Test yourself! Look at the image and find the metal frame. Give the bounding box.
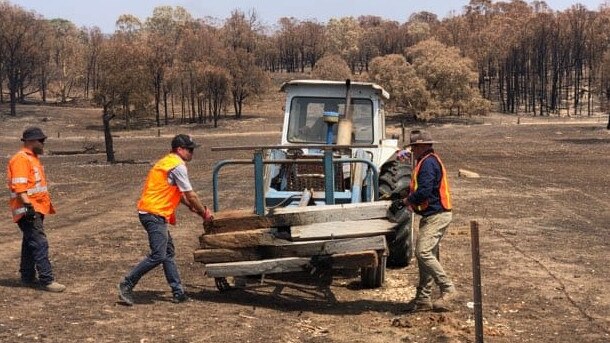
[211,145,379,215]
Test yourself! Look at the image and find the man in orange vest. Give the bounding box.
[118,134,212,306]
[7,127,66,292]
[394,130,456,312]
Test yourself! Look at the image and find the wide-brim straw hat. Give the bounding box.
[408,130,437,145]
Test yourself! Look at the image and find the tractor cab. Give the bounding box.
[262,80,400,207]
[279,80,398,167]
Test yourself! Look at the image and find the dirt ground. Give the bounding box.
[0,103,608,343]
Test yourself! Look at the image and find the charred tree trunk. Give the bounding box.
[171,92,175,119]
[154,72,162,127]
[163,89,169,125]
[102,105,115,164]
[180,80,186,124]
[40,67,47,103]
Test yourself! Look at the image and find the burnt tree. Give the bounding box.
[102,104,116,163]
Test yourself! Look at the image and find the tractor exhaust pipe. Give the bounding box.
[336,79,353,145]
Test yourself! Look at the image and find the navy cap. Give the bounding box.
[171,134,199,149]
[21,127,48,141]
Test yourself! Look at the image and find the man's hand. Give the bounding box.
[397,149,411,162]
[202,206,213,222]
[23,203,36,220]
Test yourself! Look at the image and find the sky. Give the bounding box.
[8,0,609,33]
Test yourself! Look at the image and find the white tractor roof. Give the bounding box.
[280,79,390,100]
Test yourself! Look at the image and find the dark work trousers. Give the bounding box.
[17,213,54,285]
[123,213,184,296]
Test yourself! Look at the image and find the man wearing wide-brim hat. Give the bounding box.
[7,127,66,292]
[396,129,457,312]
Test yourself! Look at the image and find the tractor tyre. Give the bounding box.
[379,156,414,268]
[361,254,387,289]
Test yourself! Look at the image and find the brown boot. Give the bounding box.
[405,298,433,312]
[42,281,66,293]
[433,290,458,312]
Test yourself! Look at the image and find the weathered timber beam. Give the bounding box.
[311,250,379,269]
[262,235,387,258]
[205,257,310,277]
[204,250,381,277]
[193,248,261,264]
[205,201,391,233]
[204,209,274,233]
[194,236,387,264]
[290,219,396,241]
[199,229,292,249]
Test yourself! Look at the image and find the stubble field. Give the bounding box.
[0,103,608,343]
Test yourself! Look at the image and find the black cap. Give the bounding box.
[21,127,48,141]
[171,134,199,149]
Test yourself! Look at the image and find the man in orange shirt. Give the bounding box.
[7,127,66,292]
[118,134,212,306]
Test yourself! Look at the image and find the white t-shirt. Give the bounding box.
[167,164,193,192]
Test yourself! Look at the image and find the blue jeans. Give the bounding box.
[123,213,184,296]
[17,213,54,285]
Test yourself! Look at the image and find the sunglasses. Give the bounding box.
[38,139,46,144]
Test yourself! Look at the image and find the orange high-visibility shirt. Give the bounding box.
[137,153,185,224]
[7,148,55,222]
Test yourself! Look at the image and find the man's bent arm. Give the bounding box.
[182,191,212,221]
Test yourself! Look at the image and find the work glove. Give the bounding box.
[202,206,213,222]
[389,199,406,215]
[24,203,36,220]
[387,199,411,224]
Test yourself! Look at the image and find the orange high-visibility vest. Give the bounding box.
[409,152,452,213]
[137,153,185,224]
[7,148,55,222]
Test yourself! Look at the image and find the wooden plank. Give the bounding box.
[204,251,381,277]
[290,219,395,241]
[199,229,292,249]
[193,248,261,263]
[205,201,391,234]
[204,209,273,233]
[195,236,386,264]
[263,236,387,258]
[205,257,311,277]
[311,250,378,269]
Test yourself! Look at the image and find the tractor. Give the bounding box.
[202,79,413,290]
[264,79,413,267]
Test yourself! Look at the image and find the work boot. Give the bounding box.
[118,280,134,306]
[404,298,433,312]
[433,290,459,312]
[171,293,189,304]
[42,281,66,293]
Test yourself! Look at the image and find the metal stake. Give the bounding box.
[470,220,484,343]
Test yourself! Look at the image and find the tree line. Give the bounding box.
[1,0,609,128]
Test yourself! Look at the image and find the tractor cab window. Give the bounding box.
[287,97,373,144]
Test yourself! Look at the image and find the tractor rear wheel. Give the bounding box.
[379,156,414,268]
